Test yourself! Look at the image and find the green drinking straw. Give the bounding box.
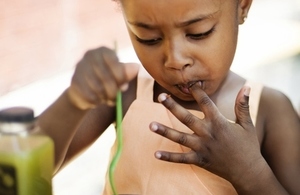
[109,43,123,195]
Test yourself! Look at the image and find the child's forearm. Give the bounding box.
[37,89,88,174]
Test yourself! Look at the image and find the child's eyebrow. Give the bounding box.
[175,14,215,28]
[127,20,157,30]
[175,10,219,28]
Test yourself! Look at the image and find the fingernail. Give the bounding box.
[158,93,168,103]
[150,123,158,131]
[155,152,162,159]
[244,86,251,97]
[120,83,129,91]
[189,81,202,91]
[106,100,115,106]
[197,81,203,87]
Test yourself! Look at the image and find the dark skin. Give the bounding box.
[150,83,297,195]
[37,0,300,194]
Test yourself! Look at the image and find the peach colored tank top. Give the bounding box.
[103,67,263,195]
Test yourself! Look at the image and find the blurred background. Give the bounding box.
[0,0,299,194]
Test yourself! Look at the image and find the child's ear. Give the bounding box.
[237,0,252,24]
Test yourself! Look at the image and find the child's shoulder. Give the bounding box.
[260,86,293,114]
[257,85,298,133]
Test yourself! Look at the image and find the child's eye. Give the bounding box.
[187,27,215,40]
[135,36,162,46]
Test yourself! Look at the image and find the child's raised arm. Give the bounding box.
[37,47,139,174]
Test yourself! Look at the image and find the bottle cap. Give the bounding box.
[0,107,34,123]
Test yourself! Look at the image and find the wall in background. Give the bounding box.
[0,0,131,96]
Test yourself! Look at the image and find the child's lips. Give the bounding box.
[176,81,203,94]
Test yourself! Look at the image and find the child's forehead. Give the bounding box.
[121,0,227,9]
[121,0,231,19]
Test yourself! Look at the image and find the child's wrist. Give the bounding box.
[233,158,287,195]
[66,87,95,110]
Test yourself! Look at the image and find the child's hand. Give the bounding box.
[67,47,139,110]
[149,82,267,187]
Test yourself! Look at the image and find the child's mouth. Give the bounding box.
[176,81,203,94]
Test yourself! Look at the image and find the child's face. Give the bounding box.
[121,0,241,101]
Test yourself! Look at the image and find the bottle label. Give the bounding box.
[0,164,17,195]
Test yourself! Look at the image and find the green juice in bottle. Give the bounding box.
[0,107,54,195]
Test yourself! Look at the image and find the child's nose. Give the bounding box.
[163,40,193,70]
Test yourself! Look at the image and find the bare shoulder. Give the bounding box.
[258,86,300,137]
[259,87,299,124]
[258,86,300,193]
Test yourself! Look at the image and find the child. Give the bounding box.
[37,0,300,194]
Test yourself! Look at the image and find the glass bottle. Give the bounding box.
[0,107,54,195]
